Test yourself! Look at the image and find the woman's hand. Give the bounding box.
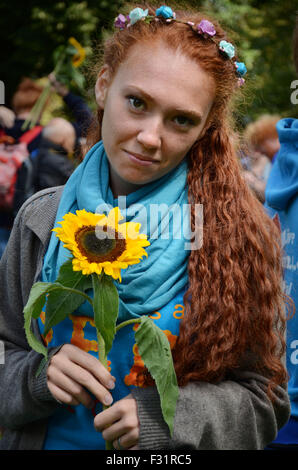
[94,394,140,450]
[48,72,69,97]
[47,344,116,408]
[0,106,15,128]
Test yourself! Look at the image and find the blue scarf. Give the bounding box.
[42,141,190,322]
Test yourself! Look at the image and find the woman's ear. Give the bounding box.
[95,65,111,109]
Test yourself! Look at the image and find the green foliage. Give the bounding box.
[43,259,92,336]
[199,0,297,121]
[0,0,124,105]
[24,268,94,358]
[24,282,56,358]
[1,0,295,122]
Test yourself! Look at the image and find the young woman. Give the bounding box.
[0,4,290,450]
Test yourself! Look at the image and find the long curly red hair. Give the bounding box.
[86,4,289,396]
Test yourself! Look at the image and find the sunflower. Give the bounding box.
[52,208,150,281]
[68,37,86,68]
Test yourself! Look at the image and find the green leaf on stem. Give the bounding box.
[55,258,92,291]
[92,273,119,357]
[43,260,92,336]
[135,316,179,436]
[23,282,55,358]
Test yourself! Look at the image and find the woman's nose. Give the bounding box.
[136,118,162,150]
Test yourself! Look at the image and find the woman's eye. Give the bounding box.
[174,115,193,127]
[128,96,145,111]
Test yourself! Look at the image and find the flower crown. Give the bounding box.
[114,5,247,87]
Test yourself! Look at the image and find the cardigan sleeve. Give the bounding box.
[0,188,63,429]
[131,369,290,450]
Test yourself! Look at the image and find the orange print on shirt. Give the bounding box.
[40,311,53,346]
[124,328,177,387]
[173,304,184,319]
[69,315,98,353]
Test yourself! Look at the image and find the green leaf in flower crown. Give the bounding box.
[43,259,92,337]
[92,273,119,356]
[135,316,179,436]
[23,282,57,358]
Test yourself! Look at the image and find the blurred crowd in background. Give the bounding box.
[0,76,93,257]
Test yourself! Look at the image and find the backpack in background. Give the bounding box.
[0,126,42,211]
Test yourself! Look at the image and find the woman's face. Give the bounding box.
[96,40,215,197]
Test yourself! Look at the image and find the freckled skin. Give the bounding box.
[95,40,215,197]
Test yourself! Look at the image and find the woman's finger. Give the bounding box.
[59,360,114,406]
[112,430,139,451]
[47,382,80,406]
[61,344,116,390]
[94,402,122,432]
[47,366,94,408]
[49,344,115,406]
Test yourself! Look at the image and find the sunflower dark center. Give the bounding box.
[75,225,126,263]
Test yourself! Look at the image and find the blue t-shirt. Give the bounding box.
[38,287,186,450]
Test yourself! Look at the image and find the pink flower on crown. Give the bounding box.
[114,13,128,29]
[197,19,216,37]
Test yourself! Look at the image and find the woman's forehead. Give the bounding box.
[110,41,215,109]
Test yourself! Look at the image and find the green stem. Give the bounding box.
[21,84,51,130]
[115,317,141,333]
[21,51,66,131]
[96,329,114,450]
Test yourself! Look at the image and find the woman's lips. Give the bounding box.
[124,150,158,166]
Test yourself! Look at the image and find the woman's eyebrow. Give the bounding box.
[124,85,202,122]
[173,107,202,123]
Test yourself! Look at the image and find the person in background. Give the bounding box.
[0,75,92,257]
[244,114,281,164]
[48,73,93,157]
[0,78,45,258]
[0,78,44,152]
[240,147,270,203]
[13,117,76,214]
[265,15,298,450]
[0,107,16,130]
[240,114,281,203]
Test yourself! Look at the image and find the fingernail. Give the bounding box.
[104,394,113,405]
[108,380,115,390]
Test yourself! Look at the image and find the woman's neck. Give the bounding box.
[109,165,142,198]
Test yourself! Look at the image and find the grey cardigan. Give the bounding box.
[0,186,290,450]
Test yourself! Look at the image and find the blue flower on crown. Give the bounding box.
[129,7,149,25]
[235,62,247,77]
[155,5,175,19]
[219,40,235,59]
